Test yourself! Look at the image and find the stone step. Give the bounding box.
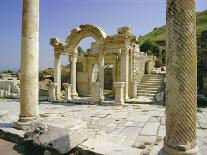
[142,79,164,81]
[137,93,156,97]
[138,86,162,89]
[143,75,165,78]
[139,83,163,87]
[138,86,164,89]
[138,90,158,94]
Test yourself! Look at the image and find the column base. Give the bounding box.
[72,92,78,99]
[159,143,199,155]
[114,101,124,105]
[13,116,39,131]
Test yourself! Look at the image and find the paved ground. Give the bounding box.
[0,100,207,155]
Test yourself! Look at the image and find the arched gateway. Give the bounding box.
[65,24,106,99]
[65,24,106,54]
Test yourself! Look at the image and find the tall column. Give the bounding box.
[71,54,78,98]
[54,53,61,99]
[163,0,198,154]
[120,49,129,100]
[19,0,39,123]
[98,53,104,100]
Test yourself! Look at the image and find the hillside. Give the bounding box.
[139,9,207,47]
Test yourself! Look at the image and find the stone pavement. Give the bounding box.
[0,100,207,155]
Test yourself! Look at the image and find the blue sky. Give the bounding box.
[0,0,206,70]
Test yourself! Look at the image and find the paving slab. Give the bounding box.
[78,138,143,155]
[141,122,160,136]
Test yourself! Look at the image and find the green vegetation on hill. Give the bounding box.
[139,9,207,47]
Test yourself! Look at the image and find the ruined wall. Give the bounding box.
[133,52,146,84]
[0,79,20,98]
[0,79,20,93]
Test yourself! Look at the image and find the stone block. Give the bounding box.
[24,122,87,154]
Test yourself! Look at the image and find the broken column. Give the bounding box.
[18,0,39,125]
[90,82,101,103]
[63,83,72,101]
[163,0,198,154]
[48,82,57,101]
[50,38,64,100]
[114,82,125,105]
[71,54,78,98]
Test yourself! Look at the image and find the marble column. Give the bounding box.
[114,82,125,105]
[120,49,129,100]
[71,54,78,98]
[162,0,198,154]
[98,53,104,100]
[63,83,72,101]
[54,53,61,99]
[18,0,39,123]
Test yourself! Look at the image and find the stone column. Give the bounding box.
[90,82,101,103]
[63,83,72,101]
[112,62,117,97]
[54,53,61,100]
[98,53,104,100]
[18,0,39,123]
[162,0,198,154]
[71,54,78,98]
[120,49,129,100]
[114,82,125,105]
[48,82,57,101]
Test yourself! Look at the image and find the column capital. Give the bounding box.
[50,38,64,52]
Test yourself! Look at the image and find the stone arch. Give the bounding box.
[65,24,106,53]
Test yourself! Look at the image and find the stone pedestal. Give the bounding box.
[15,0,39,129]
[63,83,72,101]
[114,82,125,105]
[71,54,78,98]
[48,82,57,101]
[90,82,101,103]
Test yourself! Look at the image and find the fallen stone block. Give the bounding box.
[24,122,87,154]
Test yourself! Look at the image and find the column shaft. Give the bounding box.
[54,53,61,99]
[121,49,129,100]
[71,55,78,98]
[98,54,104,100]
[164,0,197,154]
[20,0,39,119]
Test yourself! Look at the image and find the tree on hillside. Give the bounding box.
[140,41,160,57]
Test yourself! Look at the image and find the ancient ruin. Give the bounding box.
[0,0,204,155]
[50,25,157,104]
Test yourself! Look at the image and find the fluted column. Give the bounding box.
[98,53,104,100]
[71,54,78,98]
[120,49,129,100]
[54,53,61,99]
[163,0,198,154]
[19,0,39,123]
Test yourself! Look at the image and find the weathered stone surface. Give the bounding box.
[140,122,159,136]
[78,138,142,155]
[24,122,87,154]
